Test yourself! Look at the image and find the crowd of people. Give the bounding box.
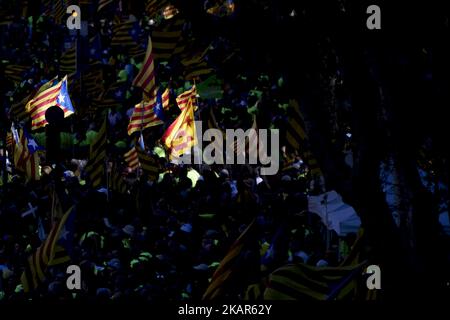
[0,1,357,301]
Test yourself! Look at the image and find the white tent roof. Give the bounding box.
[308,190,361,236]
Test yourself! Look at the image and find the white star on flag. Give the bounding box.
[28,139,38,151]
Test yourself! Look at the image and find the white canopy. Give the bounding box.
[308,190,361,236]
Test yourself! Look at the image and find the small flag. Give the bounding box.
[109,163,127,194]
[132,37,156,95]
[55,76,75,116]
[136,147,159,181]
[176,86,197,111]
[162,96,197,158]
[13,129,42,181]
[127,88,170,136]
[124,147,139,171]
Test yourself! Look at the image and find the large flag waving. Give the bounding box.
[26,76,74,130]
[21,206,76,292]
[203,220,258,300]
[162,94,197,158]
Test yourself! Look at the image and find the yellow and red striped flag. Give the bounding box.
[176,86,197,111]
[152,17,185,61]
[132,37,156,95]
[21,206,75,292]
[203,220,257,300]
[26,76,74,130]
[162,96,197,158]
[124,147,139,170]
[136,147,160,181]
[13,128,41,181]
[127,88,170,136]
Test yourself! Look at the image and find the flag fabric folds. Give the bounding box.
[263,261,367,300]
[60,44,77,75]
[176,86,197,111]
[136,147,159,181]
[26,76,74,130]
[6,132,14,150]
[5,65,29,83]
[9,92,33,123]
[111,19,140,47]
[286,99,308,150]
[98,0,115,12]
[205,107,225,160]
[13,128,42,181]
[21,206,75,292]
[53,0,68,24]
[85,118,107,188]
[203,220,257,300]
[132,37,156,95]
[55,76,75,116]
[127,88,170,136]
[82,68,104,99]
[162,94,197,158]
[152,17,185,61]
[286,99,323,176]
[109,163,127,194]
[145,0,169,18]
[181,49,214,81]
[124,147,139,170]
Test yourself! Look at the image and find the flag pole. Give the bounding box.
[324,193,330,251]
[106,157,110,202]
[1,128,7,190]
[51,185,56,222]
[192,78,202,174]
[139,99,144,181]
